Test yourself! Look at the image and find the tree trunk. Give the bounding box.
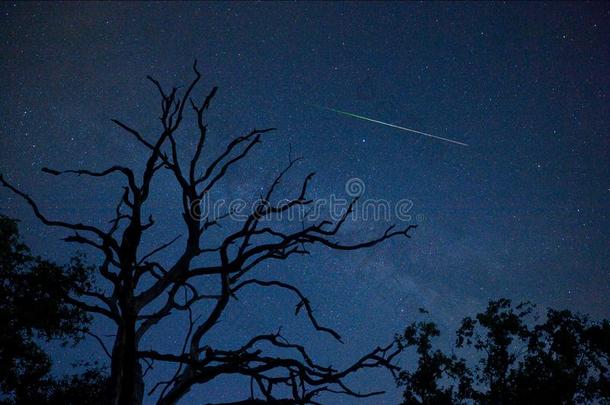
[109,317,144,405]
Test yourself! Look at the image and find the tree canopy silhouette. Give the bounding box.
[1,62,416,405]
[0,214,108,404]
[395,299,610,405]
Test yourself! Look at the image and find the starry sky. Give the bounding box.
[1,2,609,404]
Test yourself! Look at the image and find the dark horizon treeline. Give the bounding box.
[395,301,610,405]
[1,214,608,404]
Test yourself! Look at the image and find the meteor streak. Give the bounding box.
[311,104,469,147]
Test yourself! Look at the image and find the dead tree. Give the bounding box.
[1,62,416,405]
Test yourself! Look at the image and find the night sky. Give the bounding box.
[1,2,609,404]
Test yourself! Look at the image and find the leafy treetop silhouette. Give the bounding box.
[395,299,610,405]
[0,214,108,405]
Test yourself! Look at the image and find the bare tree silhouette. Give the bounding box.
[1,62,416,405]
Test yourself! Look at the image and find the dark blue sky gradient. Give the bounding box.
[1,2,609,403]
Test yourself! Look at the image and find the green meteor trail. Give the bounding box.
[312,104,469,147]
